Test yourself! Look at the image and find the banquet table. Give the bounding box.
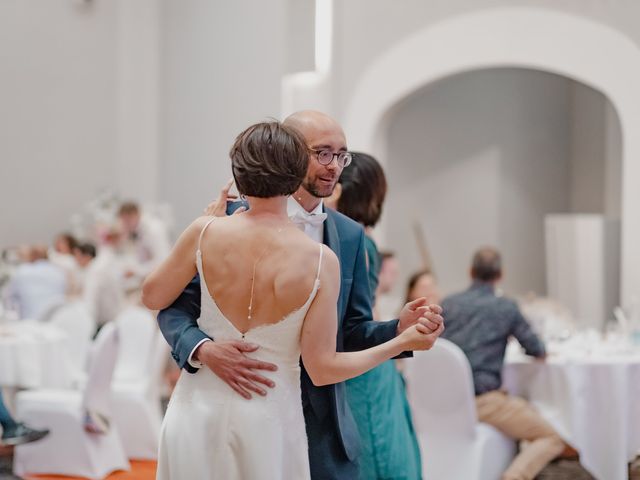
[503,335,640,480]
[0,319,73,390]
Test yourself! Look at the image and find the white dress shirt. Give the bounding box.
[187,197,326,368]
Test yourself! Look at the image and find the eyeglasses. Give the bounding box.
[309,148,353,168]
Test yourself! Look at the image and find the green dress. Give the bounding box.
[345,236,423,479]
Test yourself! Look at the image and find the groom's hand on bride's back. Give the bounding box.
[193,340,278,399]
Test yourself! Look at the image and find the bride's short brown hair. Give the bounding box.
[230,121,308,198]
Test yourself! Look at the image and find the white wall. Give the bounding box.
[384,68,573,297]
[159,0,290,231]
[332,0,640,121]
[0,0,118,246]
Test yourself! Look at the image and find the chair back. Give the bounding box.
[112,307,157,382]
[405,338,478,441]
[82,322,119,417]
[49,301,95,370]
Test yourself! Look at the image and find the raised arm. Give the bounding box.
[301,249,443,387]
[142,217,205,311]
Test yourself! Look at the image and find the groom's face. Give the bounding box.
[300,123,347,198]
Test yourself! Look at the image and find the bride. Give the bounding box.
[142,121,440,479]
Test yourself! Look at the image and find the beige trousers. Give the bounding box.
[476,390,566,480]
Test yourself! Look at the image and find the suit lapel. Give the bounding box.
[322,209,341,261]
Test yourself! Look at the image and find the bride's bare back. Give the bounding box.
[197,214,323,334]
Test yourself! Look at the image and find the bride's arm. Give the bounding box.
[300,250,443,387]
[142,217,208,311]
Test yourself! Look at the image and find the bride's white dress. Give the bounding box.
[156,222,322,480]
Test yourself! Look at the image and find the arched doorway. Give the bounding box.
[343,7,640,304]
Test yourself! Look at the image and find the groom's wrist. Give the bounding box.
[189,339,213,368]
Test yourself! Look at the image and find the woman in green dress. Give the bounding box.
[327,152,422,480]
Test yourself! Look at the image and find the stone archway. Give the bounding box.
[343,7,640,304]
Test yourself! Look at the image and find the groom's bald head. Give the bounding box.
[283,110,348,198]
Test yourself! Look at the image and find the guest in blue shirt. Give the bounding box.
[441,247,567,480]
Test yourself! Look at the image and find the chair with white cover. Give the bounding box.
[48,301,96,386]
[111,306,169,459]
[405,338,516,480]
[13,322,129,479]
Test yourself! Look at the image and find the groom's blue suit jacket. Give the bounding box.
[157,206,407,476]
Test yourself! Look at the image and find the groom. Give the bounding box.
[158,110,444,478]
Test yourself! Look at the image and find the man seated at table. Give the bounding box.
[6,245,68,321]
[0,391,48,446]
[441,246,566,480]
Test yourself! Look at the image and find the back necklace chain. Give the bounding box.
[246,222,293,324]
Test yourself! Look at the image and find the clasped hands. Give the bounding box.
[396,298,445,351]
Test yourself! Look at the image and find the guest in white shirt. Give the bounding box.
[118,201,171,279]
[83,230,126,327]
[7,245,68,320]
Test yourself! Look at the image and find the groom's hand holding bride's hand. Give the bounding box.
[194,340,278,400]
[397,297,444,350]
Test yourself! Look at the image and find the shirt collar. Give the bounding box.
[287,196,324,217]
[469,281,496,294]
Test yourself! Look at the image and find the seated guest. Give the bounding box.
[405,269,442,306]
[7,246,67,320]
[72,242,97,288]
[49,232,80,288]
[0,391,49,446]
[441,247,566,480]
[83,230,126,327]
[118,201,170,279]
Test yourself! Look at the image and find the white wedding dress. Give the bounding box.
[156,221,322,480]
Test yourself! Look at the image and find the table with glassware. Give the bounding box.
[0,319,73,390]
[503,332,640,480]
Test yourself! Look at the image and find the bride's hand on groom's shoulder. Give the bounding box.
[194,340,278,399]
[203,178,246,217]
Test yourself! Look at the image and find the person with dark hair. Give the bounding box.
[441,246,567,480]
[405,269,441,306]
[73,242,97,268]
[144,120,443,479]
[329,152,423,480]
[49,232,81,290]
[53,233,78,255]
[0,390,49,446]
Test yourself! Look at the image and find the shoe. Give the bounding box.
[83,409,110,435]
[0,423,49,446]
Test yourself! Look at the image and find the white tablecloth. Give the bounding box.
[0,320,73,389]
[503,338,640,480]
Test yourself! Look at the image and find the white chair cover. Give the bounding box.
[13,322,129,479]
[49,301,95,384]
[111,307,169,459]
[405,338,516,480]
